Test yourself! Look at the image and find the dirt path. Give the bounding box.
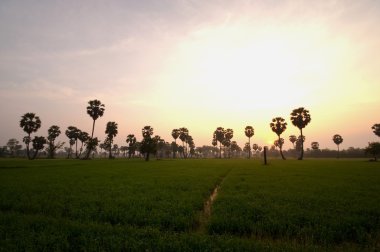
[195,169,231,233]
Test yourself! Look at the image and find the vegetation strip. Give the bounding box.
[196,169,231,233]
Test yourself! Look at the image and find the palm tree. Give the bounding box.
[87,99,105,138]
[289,135,297,148]
[19,113,42,159]
[31,136,47,160]
[47,125,64,159]
[141,126,154,161]
[270,117,287,160]
[244,126,254,159]
[77,131,90,158]
[333,134,343,158]
[290,107,311,160]
[179,127,189,158]
[311,142,319,150]
[224,128,233,158]
[65,126,80,158]
[105,121,118,159]
[126,134,137,158]
[372,124,380,137]
[214,127,225,158]
[171,129,180,158]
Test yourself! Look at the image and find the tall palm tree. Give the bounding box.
[311,142,319,150]
[290,107,311,160]
[141,126,154,161]
[289,135,297,148]
[372,124,380,137]
[85,99,105,159]
[333,134,343,158]
[244,126,254,159]
[225,128,234,158]
[126,134,137,158]
[20,113,42,159]
[179,127,189,158]
[171,129,180,158]
[270,117,287,160]
[105,121,118,159]
[214,127,225,158]
[87,99,105,138]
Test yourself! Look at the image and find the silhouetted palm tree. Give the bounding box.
[179,127,189,158]
[141,126,154,161]
[311,142,319,150]
[171,129,180,158]
[290,107,311,160]
[47,125,64,159]
[126,134,137,158]
[87,99,105,138]
[244,126,254,159]
[31,136,47,159]
[225,128,233,158]
[77,131,89,158]
[372,124,380,137]
[20,113,42,159]
[105,121,118,159]
[270,117,287,160]
[214,127,225,158]
[65,126,80,158]
[333,134,343,158]
[289,135,297,148]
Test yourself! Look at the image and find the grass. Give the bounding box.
[0,158,379,251]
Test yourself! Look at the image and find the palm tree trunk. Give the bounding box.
[248,137,251,159]
[299,129,304,160]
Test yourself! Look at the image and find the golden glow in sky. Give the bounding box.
[0,1,379,149]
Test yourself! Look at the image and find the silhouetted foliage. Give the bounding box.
[20,113,42,159]
[179,127,189,158]
[311,142,319,150]
[333,134,343,158]
[244,126,254,159]
[372,124,380,137]
[126,134,137,158]
[289,135,297,148]
[140,126,155,161]
[365,142,380,161]
[47,125,64,159]
[105,121,118,159]
[31,136,47,159]
[65,126,80,158]
[270,117,287,160]
[214,127,225,158]
[290,107,311,160]
[171,129,180,158]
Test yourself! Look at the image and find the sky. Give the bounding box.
[1,0,379,150]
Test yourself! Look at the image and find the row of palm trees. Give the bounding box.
[19,99,380,161]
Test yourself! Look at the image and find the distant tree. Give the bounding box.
[214,127,225,158]
[20,113,41,159]
[289,135,297,148]
[77,131,90,158]
[230,141,241,158]
[365,142,380,161]
[47,125,64,159]
[65,126,80,158]
[171,141,178,158]
[333,134,343,158]
[295,135,305,152]
[311,142,319,150]
[126,134,137,158]
[179,127,189,158]
[290,107,311,160]
[86,99,105,159]
[171,129,180,158]
[186,135,195,158]
[372,124,380,137]
[243,142,251,157]
[224,128,233,158]
[85,137,100,158]
[270,117,287,160]
[120,146,128,157]
[140,126,155,161]
[6,138,22,157]
[244,126,254,159]
[112,144,119,157]
[105,121,118,159]
[31,136,47,159]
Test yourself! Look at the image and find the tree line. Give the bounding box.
[2,100,380,161]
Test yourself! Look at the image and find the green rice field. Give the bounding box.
[0,158,379,251]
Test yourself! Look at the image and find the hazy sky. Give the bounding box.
[1,0,379,150]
